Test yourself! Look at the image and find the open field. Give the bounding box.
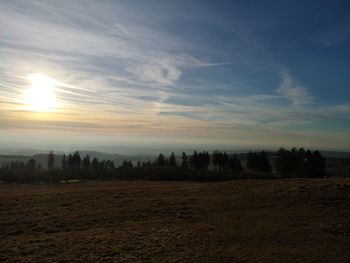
[0,179,349,262]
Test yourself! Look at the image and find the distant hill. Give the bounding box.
[0,148,64,156]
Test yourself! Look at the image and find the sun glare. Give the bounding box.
[25,73,58,112]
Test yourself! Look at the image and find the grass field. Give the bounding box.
[0,179,349,262]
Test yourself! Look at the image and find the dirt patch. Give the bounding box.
[0,179,349,262]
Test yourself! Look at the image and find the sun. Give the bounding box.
[25,73,58,112]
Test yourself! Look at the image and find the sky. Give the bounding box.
[0,0,350,153]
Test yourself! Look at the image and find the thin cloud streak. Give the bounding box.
[276,70,313,106]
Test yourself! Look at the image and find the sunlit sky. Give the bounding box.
[1,0,350,152]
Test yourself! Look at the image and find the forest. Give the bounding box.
[0,147,327,183]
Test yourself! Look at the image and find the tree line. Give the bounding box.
[0,148,328,182]
[275,147,326,178]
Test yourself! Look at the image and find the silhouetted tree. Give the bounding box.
[190,150,210,170]
[297,148,307,177]
[73,151,81,170]
[213,150,220,171]
[309,151,326,178]
[213,150,230,171]
[66,152,81,171]
[247,151,272,173]
[67,154,74,170]
[275,148,291,177]
[190,150,198,169]
[222,152,229,171]
[228,154,243,172]
[83,154,91,171]
[99,160,106,170]
[181,152,189,169]
[48,151,55,170]
[11,161,25,173]
[247,152,258,172]
[304,149,313,178]
[142,161,152,168]
[156,153,166,167]
[258,151,272,173]
[121,160,133,169]
[61,154,67,170]
[169,152,176,167]
[105,160,115,170]
[91,158,99,171]
[26,158,36,173]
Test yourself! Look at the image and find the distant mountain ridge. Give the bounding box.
[2,148,350,157]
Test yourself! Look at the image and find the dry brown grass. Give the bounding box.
[0,179,349,262]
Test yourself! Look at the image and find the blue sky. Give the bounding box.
[0,0,350,152]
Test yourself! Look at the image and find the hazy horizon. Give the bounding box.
[1,0,350,151]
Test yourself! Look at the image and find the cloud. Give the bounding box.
[129,58,182,87]
[128,54,230,87]
[312,27,350,48]
[328,104,350,114]
[114,23,131,36]
[276,70,312,106]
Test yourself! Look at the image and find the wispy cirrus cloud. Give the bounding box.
[312,26,350,48]
[128,58,182,87]
[276,70,313,106]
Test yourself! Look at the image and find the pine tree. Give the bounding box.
[48,151,55,170]
[61,154,67,170]
[181,152,189,169]
[157,153,166,167]
[83,154,91,171]
[169,152,176,167]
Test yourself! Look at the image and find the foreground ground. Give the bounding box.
[0,179,349,262]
